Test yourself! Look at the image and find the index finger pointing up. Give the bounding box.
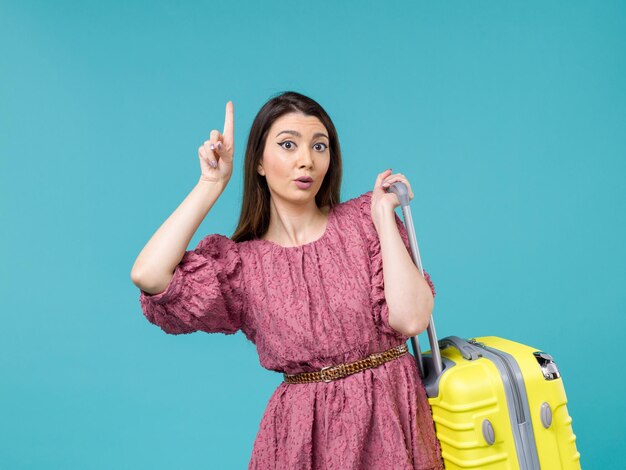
[223,100,234,144]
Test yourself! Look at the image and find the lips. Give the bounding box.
[294,176,314,190]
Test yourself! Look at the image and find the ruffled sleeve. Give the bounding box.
[358,191,436,339]
[138,234,247,336]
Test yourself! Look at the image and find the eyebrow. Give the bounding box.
[275,130,329,140]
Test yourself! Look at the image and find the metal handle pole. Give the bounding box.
[388,182,443,378]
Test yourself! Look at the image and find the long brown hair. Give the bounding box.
[231,91,342,242]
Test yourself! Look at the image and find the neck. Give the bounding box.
[264,196,329,247]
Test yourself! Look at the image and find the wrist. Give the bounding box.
[197,177,228,192]
[372,205,396,232]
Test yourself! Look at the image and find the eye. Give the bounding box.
[279,141,296,150]
[314,142,328,152]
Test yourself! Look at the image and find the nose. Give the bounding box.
[297,148,314,169]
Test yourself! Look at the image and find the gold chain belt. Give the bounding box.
[283,343,408,384]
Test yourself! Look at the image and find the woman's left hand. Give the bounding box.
[371,169,414,229]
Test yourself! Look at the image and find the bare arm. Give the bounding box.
[131,101,235,294]
[371,169,434,337]
[375,208,434,337]
[130,179,226,294]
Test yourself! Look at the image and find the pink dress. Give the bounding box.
[138,191,444,470]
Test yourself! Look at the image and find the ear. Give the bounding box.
[257,162,265,176]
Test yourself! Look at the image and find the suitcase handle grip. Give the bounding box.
[388,181,444,378]
[438,337,482,361]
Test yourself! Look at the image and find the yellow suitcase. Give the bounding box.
[389,183,582,469]
[421,336,581,469]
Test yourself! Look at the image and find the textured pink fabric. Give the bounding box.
[139,191,443,469]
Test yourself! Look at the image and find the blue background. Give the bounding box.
[2,1,624,468]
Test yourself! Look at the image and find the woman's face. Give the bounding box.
[258,112,331,206]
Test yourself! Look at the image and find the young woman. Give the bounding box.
[131,91,443,469]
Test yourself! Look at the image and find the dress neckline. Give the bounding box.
[256,205,336,250]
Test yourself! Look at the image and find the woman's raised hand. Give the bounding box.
[198,100,235,185]
[370,169,414,229]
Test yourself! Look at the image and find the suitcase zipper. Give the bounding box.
[468,340,526,424]
[483,345,525,422]
[467,339,539,470]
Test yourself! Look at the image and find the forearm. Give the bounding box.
[376,210,434,336]
[131,179,226,293]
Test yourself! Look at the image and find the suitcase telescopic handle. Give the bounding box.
[387,182,444,379]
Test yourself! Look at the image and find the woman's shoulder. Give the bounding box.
[195,233,237,252]
[190,234,246,265]
[333,190,373,218]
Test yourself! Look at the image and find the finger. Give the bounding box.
[208,130,224,154]
[199,145,216,168]
[382,172,404,184]
[382,173,401,188]
[383,176,413,198]
[209,129,222,144]
[375,168,393,188]
[209,141,224,154]
[400,177,414,199]
[202,140,219,168]
[399,180,414,199]
[383,173,403,181]
[223,101,234,145]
